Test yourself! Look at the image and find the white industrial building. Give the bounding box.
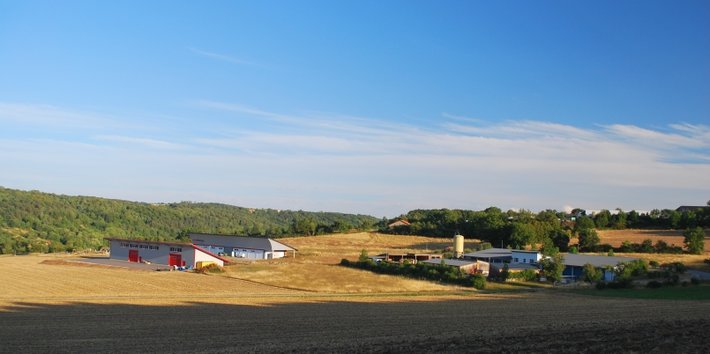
[189,233,297,259]
[107,238,228,268]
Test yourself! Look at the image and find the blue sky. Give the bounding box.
[1,0,708,217]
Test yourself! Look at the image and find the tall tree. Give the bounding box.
[593,210,611,229]
[683,227,705,255]
[578,228,600,251]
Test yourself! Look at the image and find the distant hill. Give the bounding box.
[0,187,379,254]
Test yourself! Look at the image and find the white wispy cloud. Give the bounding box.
[605,124,709,149]
[2,100,709,216]
[188,47,258,66]
[0,102,110,128]
[93,135,185,150]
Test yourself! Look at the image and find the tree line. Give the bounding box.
[0,187,377,254]
[383,206,709,253]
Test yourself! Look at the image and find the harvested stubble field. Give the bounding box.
[596,229,710,270]
[222,233,475,293]
[597,229,710,252]
[2,233,710,353]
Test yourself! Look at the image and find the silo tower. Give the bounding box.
[453,234,464,258]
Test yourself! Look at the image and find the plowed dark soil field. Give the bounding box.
[2,292,709,353]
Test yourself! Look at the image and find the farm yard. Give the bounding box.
[1,232,710,353]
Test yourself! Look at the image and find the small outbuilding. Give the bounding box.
[189,233,297,259]
[107,238,228,268]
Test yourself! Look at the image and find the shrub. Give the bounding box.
[195,263,224,274]
[340,258,350,266]
[616,260,647,280]
[582,263,603,283]
[358,249,369,262]
[471,274,486,290]
[519,269,538,281]
[646,280,663,288]
[649,260,659,267]
[691,277,701,286]
[647,270,670,279]
[662,262,687,274]
[664,274,680,286]
[606,278,633,289]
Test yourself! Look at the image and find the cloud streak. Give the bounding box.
[1,101,709,216]
[188,47,258,66]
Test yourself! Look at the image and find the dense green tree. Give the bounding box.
[667,210,681,229]
[292,216,318,236]
[540,252,564,283]
[548,228,570,251]
[627,210,640,228]
[574,217,595,232]
[578,228,600,251]
[612,209,627,229]
[593,210,611,229]
[509,223,536,249]
[683,227,705,254]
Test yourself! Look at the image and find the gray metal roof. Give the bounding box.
[188,233,296,252]
[421,258,476,267]
[561,253,638,268]
[511,249,540,254]
[463,248,512,259]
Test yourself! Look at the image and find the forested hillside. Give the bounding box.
[0,187,378,254]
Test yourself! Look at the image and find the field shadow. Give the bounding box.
[2,295,710,353]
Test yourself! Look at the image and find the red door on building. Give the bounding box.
[169,253,182,267]
[128,249,139,263]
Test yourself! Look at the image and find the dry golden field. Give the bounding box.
[597,229,710,253]
[2,233,710,353]
[222,232,475,293]
[595,229,710,270]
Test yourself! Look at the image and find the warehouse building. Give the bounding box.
[107,238,228,268]
[189,233,297,259]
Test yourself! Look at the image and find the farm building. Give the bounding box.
[387,219,411,228]
[463,248,513,264]
[463,248,638,281]
[561,254,639,281]
[189,233,297,259]
[510,250,542,264]
[421,258,490,275]
[106,238,228,268]
[369,253,442,264]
